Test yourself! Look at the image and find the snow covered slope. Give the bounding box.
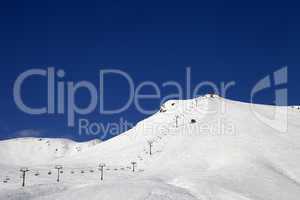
[1,95,300,200]
[0,138,101,166]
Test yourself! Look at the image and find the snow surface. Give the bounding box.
[1,95,300,200]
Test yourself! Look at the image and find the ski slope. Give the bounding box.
[0,138,101,166]
[1,95,300,200]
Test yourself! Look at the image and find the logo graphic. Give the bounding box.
[251,67,288,132]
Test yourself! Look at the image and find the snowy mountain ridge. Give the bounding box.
[0,138,101,166]
[1,95,300,200]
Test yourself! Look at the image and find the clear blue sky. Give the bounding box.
[0,0,299,141]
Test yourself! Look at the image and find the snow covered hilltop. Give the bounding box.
[1,95,300,200]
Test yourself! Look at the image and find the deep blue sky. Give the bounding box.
[0,0,299,141]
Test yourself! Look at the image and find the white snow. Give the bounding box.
[1,95,300,200]
[0,138,101,166]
